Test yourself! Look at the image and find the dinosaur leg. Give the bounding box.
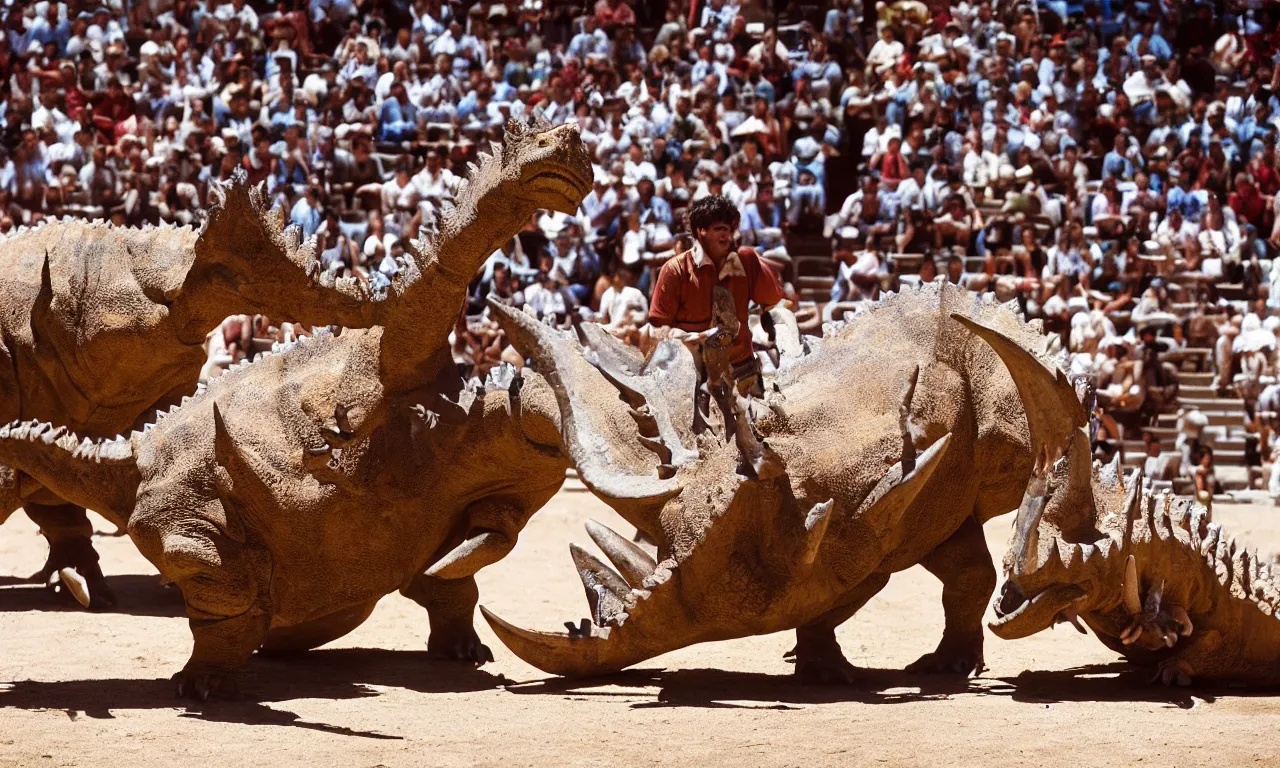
[401,573,494,665]
[1152,629,1223,687]
[23,502,113,610]
[792,572,891,685]
[906,516,994,676]
[153,525,269,700]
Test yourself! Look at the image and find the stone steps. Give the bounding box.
[1180,397,1245,410]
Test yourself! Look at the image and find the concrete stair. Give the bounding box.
[1148,367,1259,492]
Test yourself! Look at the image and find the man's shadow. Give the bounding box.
[0,648,507,740]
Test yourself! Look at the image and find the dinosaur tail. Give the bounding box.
[0,420,140,524]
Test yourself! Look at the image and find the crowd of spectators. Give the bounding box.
[13,0,1280,499]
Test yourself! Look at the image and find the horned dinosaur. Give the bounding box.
[990,445,1280,687]
[479,281,1088,681]
[0,171,409,608]
[0,117,593,698]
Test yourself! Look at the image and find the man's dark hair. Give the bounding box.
[687,194,740,232]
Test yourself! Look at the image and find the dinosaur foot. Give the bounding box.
[172,664,240,700]
[793,643,864,685]
[31,540,115,610]
[427,628,495,666]
[1152,657,1194,687]
[905,631,985,676]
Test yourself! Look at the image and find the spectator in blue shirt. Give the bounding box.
[379,82,419,143]
[1128,17,1172,63]
[1166,175,1203,222]
[1103,133,1136,180]
[290,185,324,238]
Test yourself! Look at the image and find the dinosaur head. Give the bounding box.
[376,116,593,391]
[479,301,954,676]
[987,440,1142,641]
[175,169,375,341]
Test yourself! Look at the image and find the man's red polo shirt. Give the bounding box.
[648,243,785,365]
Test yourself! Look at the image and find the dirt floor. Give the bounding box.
[3,482,1280,767]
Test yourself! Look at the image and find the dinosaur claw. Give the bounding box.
[171,665,239,700]
[56,567,91,608]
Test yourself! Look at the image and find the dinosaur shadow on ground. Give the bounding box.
[0,574,186,617]
[0,648,506,739]
[500,661,1278,710]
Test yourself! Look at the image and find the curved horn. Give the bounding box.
[856,432,953,531]
[480,560,697,677]
[585,520,657,586]
[765,305,805,361]
[481,606,676,677]
[426,531,514,579]
[1122,555,1142,614]
[489,299,680,528]
[951,314,1087,472]
[1011,472,1049,576]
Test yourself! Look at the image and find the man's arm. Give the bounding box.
[640,260,700,351]
[745,246,786,311]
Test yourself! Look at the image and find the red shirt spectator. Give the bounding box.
[1251,152,1280,196]
[91,80,136,143]
[1229,174,1267,228]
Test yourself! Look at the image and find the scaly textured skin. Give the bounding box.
[990,450,1280,687]
[479,282,1088,680]
[0,172,423,607]
[0,117,593,698]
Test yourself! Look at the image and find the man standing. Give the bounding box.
[646,195,785,392]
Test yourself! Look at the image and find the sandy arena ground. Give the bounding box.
[3,481,1280,767]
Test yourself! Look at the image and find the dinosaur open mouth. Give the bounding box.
[988,581,1086,639]
[526,169,592,214]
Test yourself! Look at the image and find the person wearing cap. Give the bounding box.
[645,195,784,393]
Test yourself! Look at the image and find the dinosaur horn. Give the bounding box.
[900,364,920,474]
[1011,472,1049,576]
[488,299,681,531]
[578,323,699,468]
[950,314,1087,473]
[1120,467,1144,548]
[378,123,592,391]
[480,558,696,677]
[0,420,139,525]
[765,305,806,361]
[853,433,952,532]
[799,499,834,567]
[584,520,657,585]
[426,531,514,579]
[1122,555,1142,613]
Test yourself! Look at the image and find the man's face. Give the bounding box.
[697,221,736,261]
